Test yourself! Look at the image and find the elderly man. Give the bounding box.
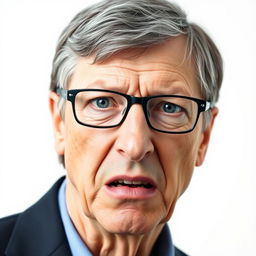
[0,0,223,255]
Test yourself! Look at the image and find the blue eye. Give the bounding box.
[94,97,110,108]
[162,102,181,113]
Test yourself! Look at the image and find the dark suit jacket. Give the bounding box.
[0,177,188,256]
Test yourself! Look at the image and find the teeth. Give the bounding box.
[123,180,133,185]
[118,180,149,185]
[109,179,153,188]
[131,181,143,185]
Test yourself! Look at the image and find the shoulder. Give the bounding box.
[175,246,189,256]
[0,213,19,254]
[0,177,70,256]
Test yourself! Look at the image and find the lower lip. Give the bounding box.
[104,185,157,200]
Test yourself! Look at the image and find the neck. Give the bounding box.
[65,179,164,256]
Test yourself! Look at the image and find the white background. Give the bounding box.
[0,0,255,255]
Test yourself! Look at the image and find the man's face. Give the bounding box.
[50,35,217,235]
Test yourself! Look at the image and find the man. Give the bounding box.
[0,0,223,255]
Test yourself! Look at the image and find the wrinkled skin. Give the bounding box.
[49,35,217,256]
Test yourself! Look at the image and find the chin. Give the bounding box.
[97,209,162,235]
[104,222,154,235]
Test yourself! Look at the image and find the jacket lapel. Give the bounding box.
[5,177,72,256]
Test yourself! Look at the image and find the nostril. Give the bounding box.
[117,148,125,156]
[115,130,154,161]
[144,150,152,159]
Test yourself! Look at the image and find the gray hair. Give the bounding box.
[50,0,223,165]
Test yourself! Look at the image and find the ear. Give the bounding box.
[49,91,65,156]
[195,107,218,166]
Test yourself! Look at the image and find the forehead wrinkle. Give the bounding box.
[75,69,133,93]
[81,69,195,97]
[86,65,145,95]
[72,57,199,96]
[104,56,200,97]
[95,64,196,96]
[104,62,186,73]
[97,67,139,94]
[139,70,194,97]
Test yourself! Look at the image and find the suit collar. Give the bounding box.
[5,177,72,256]
[5,176,184,255]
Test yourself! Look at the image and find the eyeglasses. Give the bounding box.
[57,88,211,134]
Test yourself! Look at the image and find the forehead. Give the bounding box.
[69,35,201,97]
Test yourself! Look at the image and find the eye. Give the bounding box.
[162,102,182,113]
[92,97,111,108]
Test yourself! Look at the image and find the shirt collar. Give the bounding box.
[58,178,174,256]
[58,179,92,255]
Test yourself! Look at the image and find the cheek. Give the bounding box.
[155,133,200,219]
[64,122,116,214]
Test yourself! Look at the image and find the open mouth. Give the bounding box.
[105,176,157,199]
[108,179,154,189]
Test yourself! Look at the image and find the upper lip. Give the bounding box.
[105,175,157,188]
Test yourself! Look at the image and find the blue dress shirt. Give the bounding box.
[58,179,92,255]
[58,179,174,256]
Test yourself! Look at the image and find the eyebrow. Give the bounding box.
[81,79,128,90]
[80,77,193,97]
[83,80,106,88]
[149,83,192,96]
[141,75,193,98]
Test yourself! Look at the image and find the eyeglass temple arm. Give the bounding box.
[56,88,68,100]
[204,101,212,112]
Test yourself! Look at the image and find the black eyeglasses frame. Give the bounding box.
[57,88,211,134]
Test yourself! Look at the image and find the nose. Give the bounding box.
[114,104,154,161]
